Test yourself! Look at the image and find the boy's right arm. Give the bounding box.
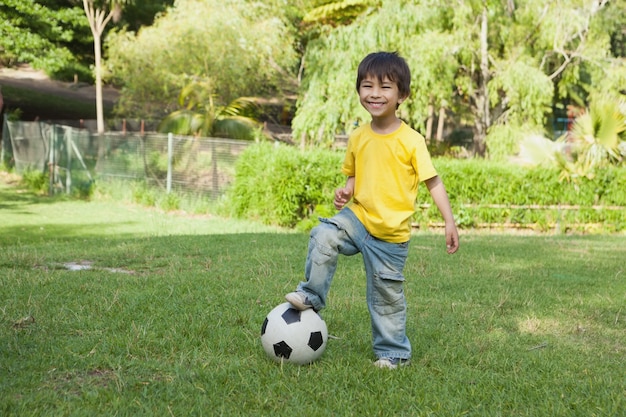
[334,176,355,210]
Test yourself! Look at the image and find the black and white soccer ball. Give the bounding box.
[261,302,328,365]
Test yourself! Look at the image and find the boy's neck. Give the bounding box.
[370,115,402,135]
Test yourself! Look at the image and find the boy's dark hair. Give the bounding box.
[356,51,411,99]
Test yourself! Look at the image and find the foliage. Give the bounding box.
[19,169,48,194]
[82,0,134,134]
[0,0,171,81]
[4,0,625,161]
[519,94,626,181]
[0,0,90,80]
[566,95,626,174]
[105,0,299,119]
[292,0,623,155]
[157,79,263,140]
[223,144,626,233]
[223,142,344,227]
[302,0,378,27]
[415,158,626,232]
[485,119,551,162]
[117,0,174,31]
[488,60,554,128]
[292,1,451,146]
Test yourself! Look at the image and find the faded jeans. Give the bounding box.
[296,208,411,360]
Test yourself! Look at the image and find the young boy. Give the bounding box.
[286,51,459,369]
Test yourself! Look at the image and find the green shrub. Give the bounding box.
[225,145,626,233]
[132,182,158,207]
[224,143,344,227]
[417,159,626,232]
[159,192,181,212]
[20,169,48,194]
[71,179,95,200]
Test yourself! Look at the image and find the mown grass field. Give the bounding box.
[1,176,625,416]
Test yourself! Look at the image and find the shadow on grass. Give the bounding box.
[0,182,62,207]
[0,222,143,246]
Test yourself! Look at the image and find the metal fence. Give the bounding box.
[1,118,251,198]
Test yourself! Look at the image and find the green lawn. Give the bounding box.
[1,177,625,416]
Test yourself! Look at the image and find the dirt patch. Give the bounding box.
[0,64,119,104]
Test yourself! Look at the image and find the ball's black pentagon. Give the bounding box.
[273,341,293,359]
[261,318,268,336]
[281,307,302,325]
[308,331,324,351]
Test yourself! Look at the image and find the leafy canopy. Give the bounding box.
[0,0,88,79]
[292,0,624,152]
[105,0,299,119]
[157,79,262,140]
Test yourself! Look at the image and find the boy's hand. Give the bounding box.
[334,187,353,210]
[445,223,459,254]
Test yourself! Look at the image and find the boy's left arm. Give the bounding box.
[425,176,459,254]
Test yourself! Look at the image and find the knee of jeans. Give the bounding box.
[311,223,340,249]
[309,239,337,267]
[372,271,406,316]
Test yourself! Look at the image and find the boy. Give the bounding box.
[286,51,459,369]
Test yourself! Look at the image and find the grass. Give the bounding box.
[1,176,625,416]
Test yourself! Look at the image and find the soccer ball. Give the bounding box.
[261,302,328,365]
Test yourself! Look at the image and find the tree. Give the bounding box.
[0,0,170,82]
[292,1,461,147]
[157,79,263,140]
[82,0,131,134]
[292,0,621,156]
[105,0,299,120]
[0,0,89,79]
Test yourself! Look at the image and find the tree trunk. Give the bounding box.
[472,6,491,157]
[425,98,434,140]
[94,32,104,134]
[83,0,116,135]
[436,106,446,142]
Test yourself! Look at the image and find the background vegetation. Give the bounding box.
[3,0,625,160]
[0,0,173,81]
[222,143,626,233]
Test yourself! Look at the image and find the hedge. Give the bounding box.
[420,159,626,232]
[224,143,626,233]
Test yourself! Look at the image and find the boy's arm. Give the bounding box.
[334,176,355,210]
[425,175,459,254]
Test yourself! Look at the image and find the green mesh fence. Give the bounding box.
[2,119,251,198]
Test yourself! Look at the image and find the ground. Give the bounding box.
[0,65,119,120]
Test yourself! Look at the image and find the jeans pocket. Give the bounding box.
[372,271,405,316]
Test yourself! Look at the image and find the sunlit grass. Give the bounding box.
[0,180,625,416]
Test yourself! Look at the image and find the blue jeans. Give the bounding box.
[296,208,411,360]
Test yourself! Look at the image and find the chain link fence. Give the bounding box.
[1,117,251,198]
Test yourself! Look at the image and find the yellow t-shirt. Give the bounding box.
[341,121,437,243]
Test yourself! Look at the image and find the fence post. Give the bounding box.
[167,132,173,194]
[66,127,72,195]
[48,126,55,196]
[1,113,7,164]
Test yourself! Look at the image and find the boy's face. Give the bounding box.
[358,75,406,119]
